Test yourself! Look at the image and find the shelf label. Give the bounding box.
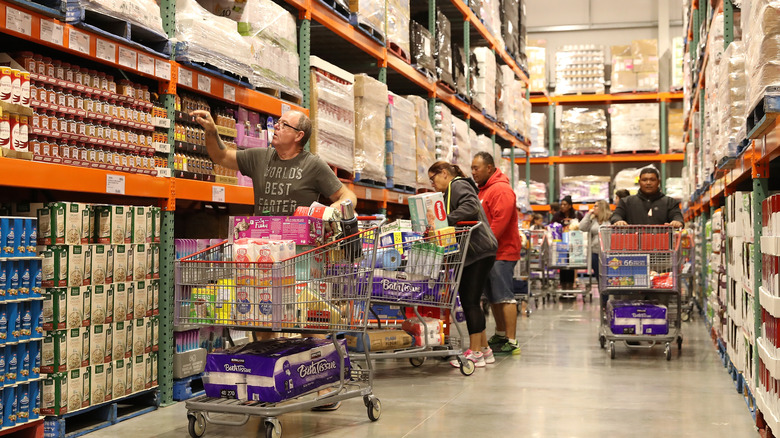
[40,20,63,46]
[155,59,171,80]
[138,54,154,76]
[223,84,235,101]
[178,69,193,88]
[365,189,372,200]
[96,39,116,63]
[106,174,126,195]
[118,47,137,69]
[398,193,404,204]
[197,75,211,94]
[281,103,291,114]
[212,186,225,203]
[5,7,32,36]
[68,29,90,55]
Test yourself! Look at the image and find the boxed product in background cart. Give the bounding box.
[608,301,668,335]
[230,216,322,246]
[344,330,413,352]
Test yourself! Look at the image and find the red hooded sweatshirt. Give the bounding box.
[478,168,522,261]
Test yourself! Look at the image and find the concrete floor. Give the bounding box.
[85,298,758,438]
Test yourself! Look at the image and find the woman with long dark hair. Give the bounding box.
[552,195,583,289]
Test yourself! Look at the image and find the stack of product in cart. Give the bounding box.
[0,211,44,432]
[547,223,592,302]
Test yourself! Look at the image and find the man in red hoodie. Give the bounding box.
[471,152,522,355]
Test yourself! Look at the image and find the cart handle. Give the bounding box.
[456,221,482,230]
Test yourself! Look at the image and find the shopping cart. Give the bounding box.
[597,225,684,361]
[678,228,696,321]
[352,223,480,376]
[175,219,383,438]
[548,230,593,302]
[513,229,549,311]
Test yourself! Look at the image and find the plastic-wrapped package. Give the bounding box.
[555,45,605,95]
[453,43,470,98]
[610,103,660,153]
[672,37,685,90]
[744,0,780,111]
[469,128,479,167]
[473,47,497,118]
[353,74,388,183]
[348,0,385,40]
[434,103,454,163]
[410,20,435,76]
[406,95,436,189]
[668,108,685,153]
[452,116,471,166]
[521,97,532,139]
[527,45,546,93]
[529,112,547,157]
[175,0,254,79]
[436,9,455,88]
[665,178,684,201]
[559,108,607,155]
[476,134,494,156]
[560,176,611,203]
[501,0,520,61]
[613,168,640,196]
[610,45,635,93]
[387,0,411,59]
[387,93,417,188]
[479,0,504,49]
[528,180,547,204]
[718,42,746,158]
[631,39,659,92]
[78,0,164,36]
[310,58,355,172]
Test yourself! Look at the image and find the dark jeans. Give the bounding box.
[560,269,575,285]
[591,253,600,279]
[458,256,496,335]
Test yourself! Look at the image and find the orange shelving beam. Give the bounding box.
[174,178,254,205]
[514,153,684,165]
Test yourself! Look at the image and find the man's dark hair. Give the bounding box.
[474,152,495,167]
[639,167,660,179]
[615,189,630,200]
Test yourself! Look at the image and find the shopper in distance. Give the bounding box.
[428,161,498,368]
[552,195,583,289]
[191,109,357,215]
[471,152,522,356]
[611,167,684,228]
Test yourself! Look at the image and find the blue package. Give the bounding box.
[19,261,30,298]
[0,346,6,385]
[2,385,14,428]
[29,260,41,298]
[0,218,12,257]
[29,341,39,380]
[7,262,19,299]
[6,303,19,343]
[25,219,36,254]
[30,301,42,340]
[16,383,28,424]
[0,305,8,343]
[5,344,17,385]
[17,343,29,383]
[17,219,27,258]
[20,303,31,341]
[28,380,39,420]
[0,261,6,300]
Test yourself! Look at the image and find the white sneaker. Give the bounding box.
[482,347,496,364]
[450,349,486,368]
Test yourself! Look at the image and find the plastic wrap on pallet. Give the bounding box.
[528,180,547,204]
[609,103,659,153]
[387,93,417,188]
[501,0,520,60]
[718,41,746,156]
[476,134,494,156]
[613,168,640,196]
[668,108,685,153]
[555,45,605,95]
[77,0,165,36]
[469,127,479,168]
[435,9,455,88]
[560,175,611,203]
[452,116,471,166]
[610,44,635,93]
[521,96,531,139]
[348,0,385,40]
[665,177,684,202]
[407,95,436,189]
[559,108,607,155]
[744,0,780,115]
[354,74,388,183]
[386,0,411,59]
[479,0,504,48]
[410,20,435,76]
[434,103,454,163]
[474,47,497,118]
[527,45,546,93]
[672,36,685,90]
[310,69,355,172]
[529,112,547,157]
[175,0,254,79]
[453,43,470,98]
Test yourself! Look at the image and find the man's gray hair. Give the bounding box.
[289,110,312,148]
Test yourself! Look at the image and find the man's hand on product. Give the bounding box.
[668,220,684,228]
[614,221,628,226]
[191,110,216,133]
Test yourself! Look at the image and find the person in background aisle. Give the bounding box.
[552,195,583,289]
[428,161,498,368]
[611,167,684,228]
[614,189,630,206]
[191,109,357,215]
[530,213,546,230]
[549,202,560,223]
[471,152,523,356]
[578,199,611,283]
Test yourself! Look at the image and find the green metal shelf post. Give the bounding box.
[724,0,735,49]
[753,177,768,390]
[298,18,311,111]
[700,209,710,313]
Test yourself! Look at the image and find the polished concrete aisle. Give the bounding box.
[86,299,757,438]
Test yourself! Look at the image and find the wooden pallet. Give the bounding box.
[437,80,456,95]
[64,6,171,57]
[746,87,780,139]
[173,374,204,402]
[388,42,411,64]
[349,14,386,46]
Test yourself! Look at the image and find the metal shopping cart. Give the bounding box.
[597,225,684,361]
[514,229,550,310]
[175,220,383,438]
[678,228,696,321]
[352,223,480,376]
[548,230,593,302]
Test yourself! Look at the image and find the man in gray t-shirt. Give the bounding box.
[191,109,356,215]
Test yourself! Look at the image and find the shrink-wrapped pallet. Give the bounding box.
[529,112,547,157]
[348,0,385,40]
[452,116,471,166]
[560,176,611,203]
[527,45,546,93]
[353,74,388,183]
[310,57,355,172]
[436,9,455,88]
[473,47,497,118]
[387,93,417,188]
[434,103,454,163]
[559,108,607,155]
[610,103,660,153]
[386,0,411,59]
[78,0,164,35]
[555,45,605,95]
[410,20,435,76]
[718,42,747,158]
[407,95,436,189]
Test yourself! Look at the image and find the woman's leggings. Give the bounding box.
[458,256,496,335]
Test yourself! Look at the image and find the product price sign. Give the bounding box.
[365,189,372,200]
[212,186,225,203]
[178,69,193,88]
[96,39,116,63]
[106,175,126,195]
[138,54,154,76]
[40,20,64,46]
[118,47,137,69]
[5,7,32,37]
[223,84,235,101]
[281,103,291,114]
[197,75,211,94]
[154,59,171,81]
[68,29,90,55]
[398,193,404,204]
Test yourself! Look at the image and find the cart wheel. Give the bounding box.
[681,310,690,322]
[534,298,539,307]
[665,343,672,361]
[526,308,532,317]
[264,419,282,438]
[366,396,381,421]
[458,356,475,376]
[599,335,606,349]
[409,357,426,367]
[188,413,206,438]
[609,341,615,359]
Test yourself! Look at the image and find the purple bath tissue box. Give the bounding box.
[204,338,349,403]
[609,301,668,335]
[370,270,441,302]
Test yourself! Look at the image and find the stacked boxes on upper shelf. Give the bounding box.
[555,45,605,95]
[744,0,780,113]
[434,103,454,163]
[410,20,435,77]
[716,42,747,162]
[348,0,386,43]
[473,48,497,118]
[310,57,356,174]
[609,103,660,153]
[528,113,547,157]
[527,44,547,93]
[610,39,659,93]
[407,95,436,189]
[560,176,611,203]
[35,202,161,416]
[496,65,531,138]
[386,93,416,189]
[386,0,411,60]
[435,9,455,90]
[451,117,471,167]
[353,75,388,186]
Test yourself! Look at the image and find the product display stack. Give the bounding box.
[435,9,455,91]
[353,74,388,185]
[527,43,547,93]
[609,103,660,153]
[501,0,522,63]
[407,95,436,190]
[668,108,685,153]
[451,117,471,166]
[528,181,547,205]
[386,93,417,190]
[560,175,611,203]
[386,0,411,61]
[758,193,780,420]
[527,113,547,157]
[309,57,356,173]
[434,103,454,163]
[716,42,747,163]
[744,0,780,116]
[555,45,605,95]
[609,39,659,93]
[705,209,725,342]
[559,108,607,155]
[473,47,498,119]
